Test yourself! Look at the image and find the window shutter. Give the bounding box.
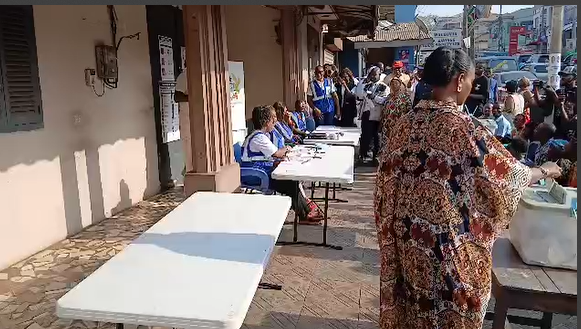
[0,5,43,133]
[324,49,335,65]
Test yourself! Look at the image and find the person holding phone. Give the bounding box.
[336,68,358,127]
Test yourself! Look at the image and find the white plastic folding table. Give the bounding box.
[303,125,360,202]
[57,192,291,329]
[303,125,361,147]
[272,145,354,250]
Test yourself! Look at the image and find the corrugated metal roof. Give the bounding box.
[347,22,432,43]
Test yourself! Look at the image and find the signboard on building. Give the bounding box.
[509,26,527,56]
[420,29,463,51]
[565,38,577,52]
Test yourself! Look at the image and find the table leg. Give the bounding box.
[330,183,349,203]
[540,313,553,329]
[276,183,342,250]
[293,213,298,242]
[312,183,348,203]
[492,299,509,329]
[322,183,330,245]
[339,184,352,191]
[258,282,283,290]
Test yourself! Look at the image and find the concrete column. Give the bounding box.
[182,5,240,196]
[296,15,309,96]
[548,5,564,90]
[281,9,299,106]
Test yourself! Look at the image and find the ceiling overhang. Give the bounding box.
[306,5,379,38]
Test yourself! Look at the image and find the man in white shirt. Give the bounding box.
[492,103,512,139]
[174,69,190,178]
[376,62,387,82]
[175,67,188,103]
[355,66,389,164]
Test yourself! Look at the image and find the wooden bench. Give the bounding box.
[487,233,577,329]
[57,192,291,329]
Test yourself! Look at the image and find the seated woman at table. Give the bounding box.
[292,99,316,132]
[290,100,307,132]
[273,101,305,143]
[241,105,323,224]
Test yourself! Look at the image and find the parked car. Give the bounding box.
[562,52,577,66]
[525,54,550,64]
[516,54,533,70]
[476,56,519,73]
[493,71,539,105]
[561,64,577,76]
[521,63,548,83]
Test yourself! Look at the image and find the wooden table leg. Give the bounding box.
[540,312,553,329]
[492,299,509,329]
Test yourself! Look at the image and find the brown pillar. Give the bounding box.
[281,9,300,105]
[182,5,240,196]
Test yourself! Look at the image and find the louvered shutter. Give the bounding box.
[0,5,43,133]
[324,49,335,65]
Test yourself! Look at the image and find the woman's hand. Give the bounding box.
[540,161,562,178]
[313,108,322,118]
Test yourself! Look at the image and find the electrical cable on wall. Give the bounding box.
[103,5,141,90]
[92,79,106,97]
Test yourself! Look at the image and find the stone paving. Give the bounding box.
[0,167,577,329]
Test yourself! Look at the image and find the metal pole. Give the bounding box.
[463,5,468,51]
[498,5,503,52]
[469,16,475,59]
[548,5,564,90]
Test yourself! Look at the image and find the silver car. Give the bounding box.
[493,71,539,104]
[521,63,548,83]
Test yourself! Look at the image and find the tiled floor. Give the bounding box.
[0,167,577,329]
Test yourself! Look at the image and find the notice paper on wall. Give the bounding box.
[159,82,180,143]
[228,61,247,144]
[158,35,175,81]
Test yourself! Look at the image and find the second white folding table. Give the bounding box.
[303,125,360,202]
[272,144,354,250]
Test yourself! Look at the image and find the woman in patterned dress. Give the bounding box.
[373,47,562,329]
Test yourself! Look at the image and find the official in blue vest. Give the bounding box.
[240,105,323,224]
[273,101,305,143]
[307,65,341,126]
[291,100,308,131]
[292,99,316,132]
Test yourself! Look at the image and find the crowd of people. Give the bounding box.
[237,48,576,328]
[472,67,578,188]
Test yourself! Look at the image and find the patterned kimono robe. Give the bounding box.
[374,99,532,329]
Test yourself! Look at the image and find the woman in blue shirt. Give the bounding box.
[272,101,305,144]
[292,100,316,132]
[241,105,322,224]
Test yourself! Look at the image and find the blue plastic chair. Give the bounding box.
[233,142,275,195]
